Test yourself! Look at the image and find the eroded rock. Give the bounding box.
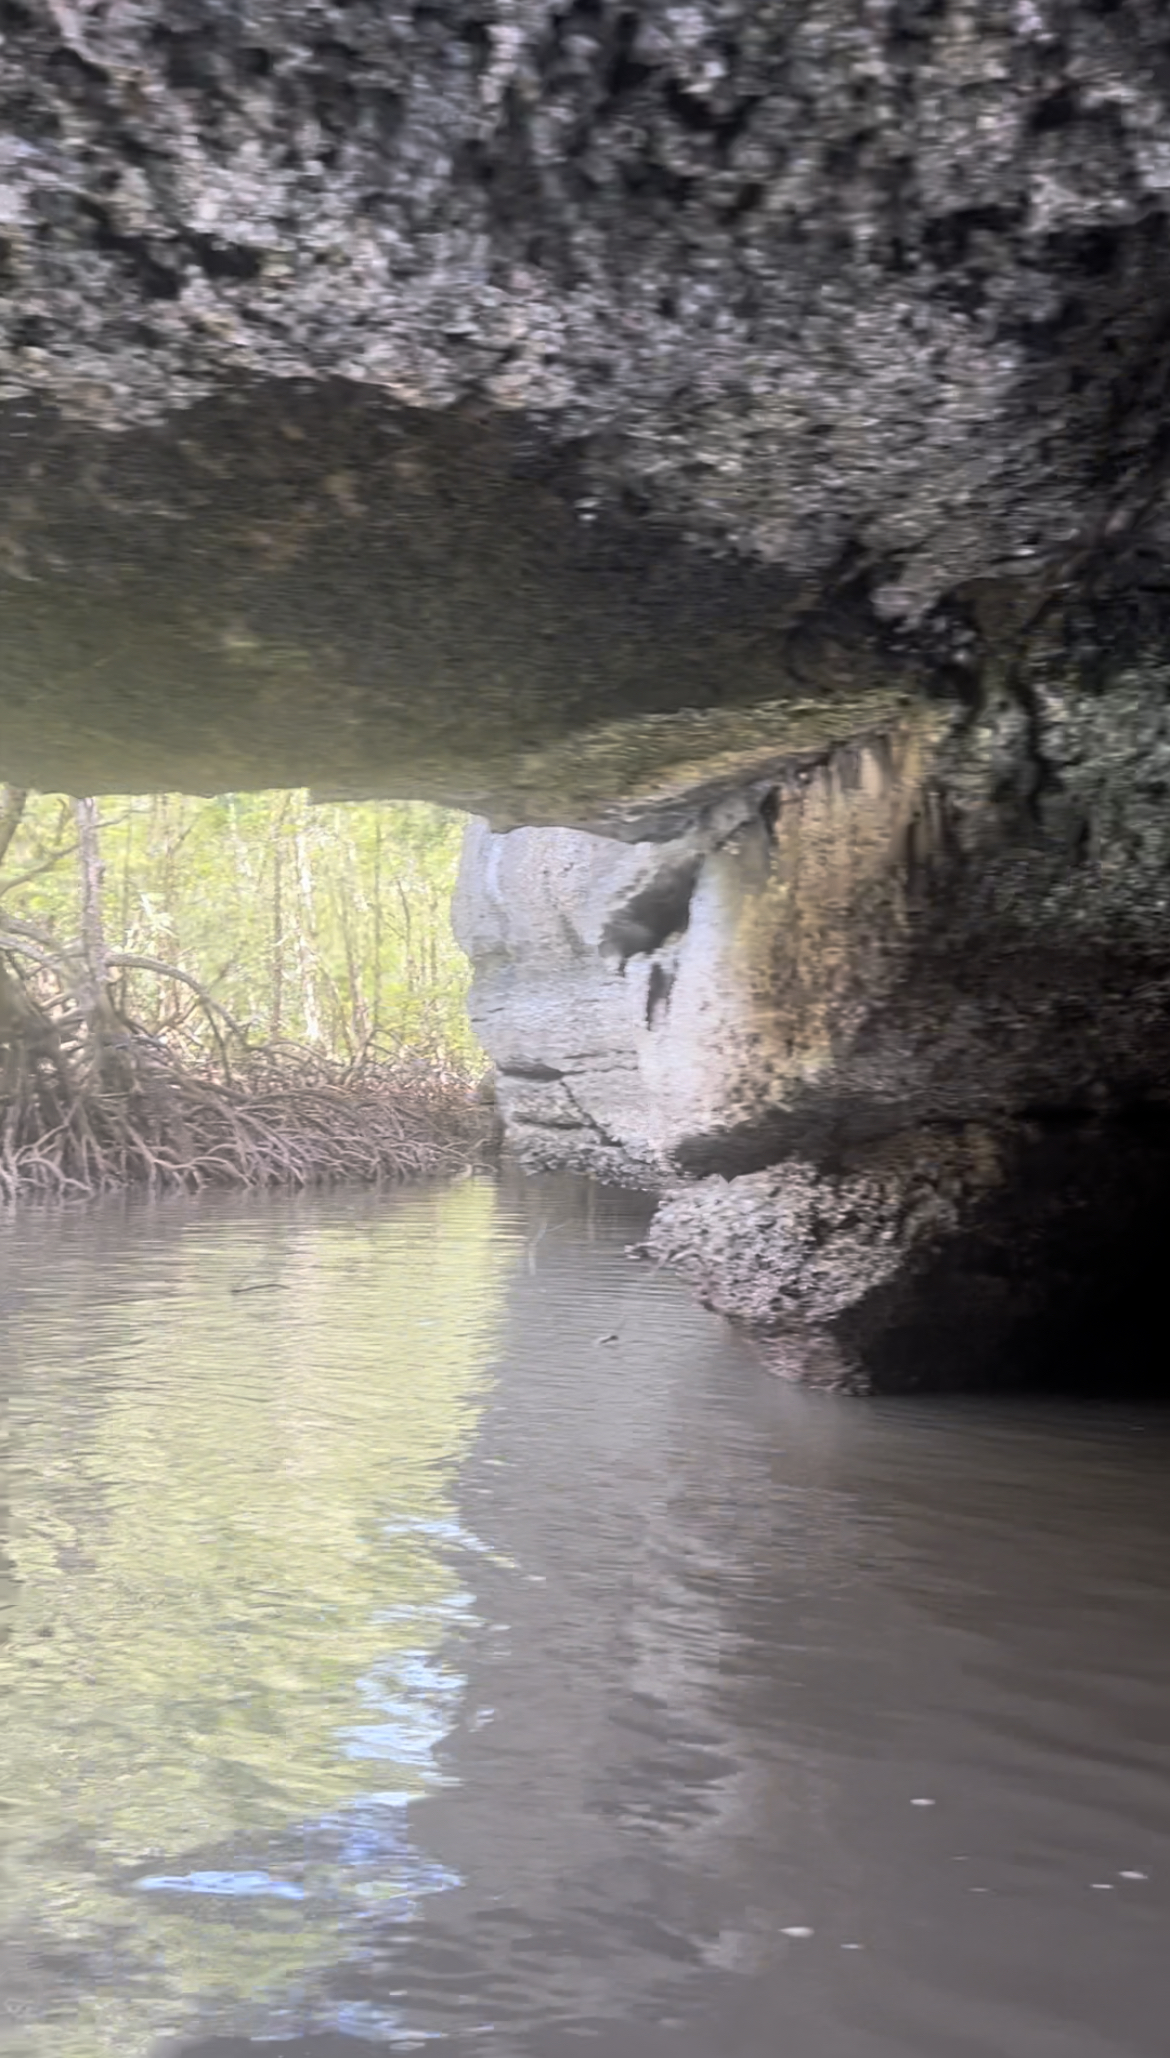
[4,4,1170,815]
[7,3,1170,1386]
[643,1127,1005,1392]
[459,661,1170,1389]
[4,0,1170,616]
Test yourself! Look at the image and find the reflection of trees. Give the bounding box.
[0,1183,507,2056]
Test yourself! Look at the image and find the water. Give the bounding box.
[2,1173,1168,2058]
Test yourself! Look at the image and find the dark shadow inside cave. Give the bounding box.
[849,1114,1170,1400]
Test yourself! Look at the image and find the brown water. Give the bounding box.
[1,1173,1168,2058]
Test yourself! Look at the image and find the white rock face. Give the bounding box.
[451,816,686,1183]
[452,687,1170,1392]
[451,727,934,1184]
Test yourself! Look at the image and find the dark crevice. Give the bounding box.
[660,81,759,155]
[1016,1102,1100,1128]
[112,129,154,169]
[602,860,699,967]
[606,12,652,100]
[560,1078,623,1147]
[304,39,362,134]
[457,18,492,64]
[885,0,951,52]
[922,204,1021,270]
[155,30,219,95]
[182,232,262,284]
[1045,223,1125,280]
[10,313,50,348]
[1030,86,1079,135]
[78,199,262,295]
[662,82,721,135]
[645,961,675,1027]
[725,180,764,222]
[619,157,694,208]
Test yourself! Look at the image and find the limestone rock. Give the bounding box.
[3,0,1170,618]
[7,3,1170,1387]
[458,667,1170,1389]
[643,1129,1005,1391]
[5,5,1170,816]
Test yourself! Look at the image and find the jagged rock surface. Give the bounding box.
[642,1131,1005,1391]
[4,0,1170,616]
[5,3,1170,815]
[459,665,1170,1388]
[7,3,1170,1384]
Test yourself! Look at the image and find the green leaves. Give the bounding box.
[0,790,478,1070]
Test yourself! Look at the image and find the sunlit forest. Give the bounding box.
[0,787,476,1067]
[0,786,486,1199]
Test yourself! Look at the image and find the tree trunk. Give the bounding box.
[74,799,112,1061]
[0,785,28,872]
[271,839,283,1040]
[371,811,383,1045]
[294,821,322,1045]
[270,798,291,1042]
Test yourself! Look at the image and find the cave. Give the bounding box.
[6,0,1170,1390]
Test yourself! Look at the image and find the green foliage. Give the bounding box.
[0,791,478,1068]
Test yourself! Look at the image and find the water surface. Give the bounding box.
[2,1174,1168,2057]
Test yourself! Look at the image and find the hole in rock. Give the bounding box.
[601,859,699,966]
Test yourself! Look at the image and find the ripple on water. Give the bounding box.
[1,1175,1168,2058]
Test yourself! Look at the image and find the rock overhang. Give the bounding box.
[4,1,1170,818]
[6,1,1170,1390]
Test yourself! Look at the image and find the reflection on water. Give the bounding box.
[2,1174,1170,2058]
[0,1184,510,2055]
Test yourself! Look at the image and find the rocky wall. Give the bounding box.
[8,3,1170,1386]
[456,656,1170,1390]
